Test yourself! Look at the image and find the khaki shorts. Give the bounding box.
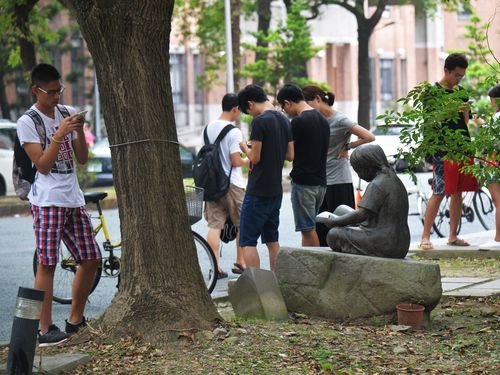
[205,184,245,229]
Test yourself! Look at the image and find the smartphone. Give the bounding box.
[74,110,88,117]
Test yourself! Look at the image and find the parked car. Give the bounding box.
[88,137,196,186]
[371,125,432,172]
[0,119,17,196]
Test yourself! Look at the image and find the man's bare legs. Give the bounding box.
[34,264,56,333]
[207,228,224,272]
[301,229,320,247]
[421,194,444,245]
[68,259,99,324]
[235,232,246,268]
[487,182,500,241]
[448,192,463,243]
[242,241,280,271]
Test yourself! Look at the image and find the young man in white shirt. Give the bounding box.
[204,94,249,277]
[17,63,101,345]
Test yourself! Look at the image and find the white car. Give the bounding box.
[0,119,17,196]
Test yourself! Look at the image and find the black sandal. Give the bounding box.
[231,263,245,274]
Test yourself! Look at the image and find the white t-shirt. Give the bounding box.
[17,105,85,207]
[204,120,246,189]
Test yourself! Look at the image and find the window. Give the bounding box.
[170,53,186,105]
[457,5,471,21]
[70,37,86,106]
[400,59,407,96]
[380,59,395,101]
[193,54,203,104]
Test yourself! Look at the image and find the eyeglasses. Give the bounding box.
[37,86,65,96]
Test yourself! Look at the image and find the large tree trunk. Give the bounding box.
[254,0,272,86]
[0,72,10,119]
[64,0,219,342]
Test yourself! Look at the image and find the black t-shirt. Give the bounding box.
[290,109,330,186]
[247,110,293,197]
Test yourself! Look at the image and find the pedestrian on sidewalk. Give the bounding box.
[302,85,375,247]
[479,84,500,248]
[419,53,478,250]
[237,85,294,271]
[16,63,101,345]
[203,94,249,278]
[277,84,329,246]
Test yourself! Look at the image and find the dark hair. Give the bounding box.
[302,85,335,106]
[237,84,268,114]
[444,53,468,71]
[31,63,61,86]
[488,84,500,98]
[276,84,304,105]
[221,93,239,112]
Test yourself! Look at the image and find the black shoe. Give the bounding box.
[38,325,70,347]
[65,317,87,334]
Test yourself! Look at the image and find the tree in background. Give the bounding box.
[64,0,219,341]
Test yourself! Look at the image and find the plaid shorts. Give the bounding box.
[31,205,102,266]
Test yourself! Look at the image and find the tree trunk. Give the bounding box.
[254,0,272,86]
[64,0,219,342]
[357,25,372,129]
[0,73,10,119]
[231,0,241,91]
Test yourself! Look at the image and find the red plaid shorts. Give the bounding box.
[31,205,102,266]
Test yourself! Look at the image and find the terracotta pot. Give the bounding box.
[396,303,425,330]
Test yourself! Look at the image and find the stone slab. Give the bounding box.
[444,288,499,297]
[466,279,500,289]
[1,353,90,375]
[275,247,442,320]
[442,282,476,292]
[228,268,288,321]
[441,277,490,283]
[408,248,500,260]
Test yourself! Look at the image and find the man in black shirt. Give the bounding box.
[238,85,294,271]
[277,84,330,246]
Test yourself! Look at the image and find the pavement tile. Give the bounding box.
[441,277,490,283]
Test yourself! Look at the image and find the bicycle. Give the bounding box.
[33,185,218,304]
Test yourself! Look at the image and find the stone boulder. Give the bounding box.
[275,247,442,321]
[228,268,288,321]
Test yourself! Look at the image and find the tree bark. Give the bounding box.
[0,73,10,119]
[64,0,219,342]
[254,0,272,86]
[231,0,241,91]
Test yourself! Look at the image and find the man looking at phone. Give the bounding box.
[16,63,101,345]
[238,85,294,271]
[419,53,476,250]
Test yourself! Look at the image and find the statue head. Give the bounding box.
[350,144,391,182]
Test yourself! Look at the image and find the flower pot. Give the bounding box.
[396,303,425,330]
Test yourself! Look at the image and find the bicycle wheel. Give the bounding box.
[192,231,218,294]
[33,244,102,304]
[433,195,461,238]
[474,188,496,230]
[417,194,428,225]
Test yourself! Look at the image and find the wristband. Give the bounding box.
[52,136,64,144]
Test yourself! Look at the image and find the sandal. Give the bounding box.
[217,270,228,279]
[447,238,470,246]
[231,263,246,275]
[418,241,434,250]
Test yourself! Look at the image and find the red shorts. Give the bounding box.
[31,205,102,266]
[443,159,479,195]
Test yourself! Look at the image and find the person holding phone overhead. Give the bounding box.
[16,63,101,345]
[302,85,375,247]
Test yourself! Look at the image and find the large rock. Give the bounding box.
[228,268,288,321]
[275,247,442,320]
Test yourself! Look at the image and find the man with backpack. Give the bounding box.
[16,63,101,345]
[237,85,294,271]
[201,94,249,278]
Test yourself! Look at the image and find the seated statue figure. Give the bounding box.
[316,144,410,258]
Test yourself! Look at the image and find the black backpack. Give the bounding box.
[12,105,70,200]
[193,124,235,201]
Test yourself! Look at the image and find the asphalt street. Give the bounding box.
[0,172,487,341]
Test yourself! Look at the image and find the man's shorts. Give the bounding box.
[239,194,282,247]
[291,183,326,232]
[31,205,102,266]
[432,156,478,195]
[205,184,245,229]
[431,157,446,195]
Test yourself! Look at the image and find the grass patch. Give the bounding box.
[2,297,497,374]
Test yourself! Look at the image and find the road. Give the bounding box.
[0,172,487,341]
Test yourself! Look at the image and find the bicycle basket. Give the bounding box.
[185,185,204,225]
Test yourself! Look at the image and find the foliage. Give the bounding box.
[241,0,320,97]
[377,13,499,185]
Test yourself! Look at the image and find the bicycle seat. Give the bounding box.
[84,192,108,204]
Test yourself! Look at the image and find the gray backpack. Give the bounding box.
[12,105,70,200]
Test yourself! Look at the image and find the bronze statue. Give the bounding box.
[316,144,410,258]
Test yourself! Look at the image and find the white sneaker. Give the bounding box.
[479,240,500,250]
